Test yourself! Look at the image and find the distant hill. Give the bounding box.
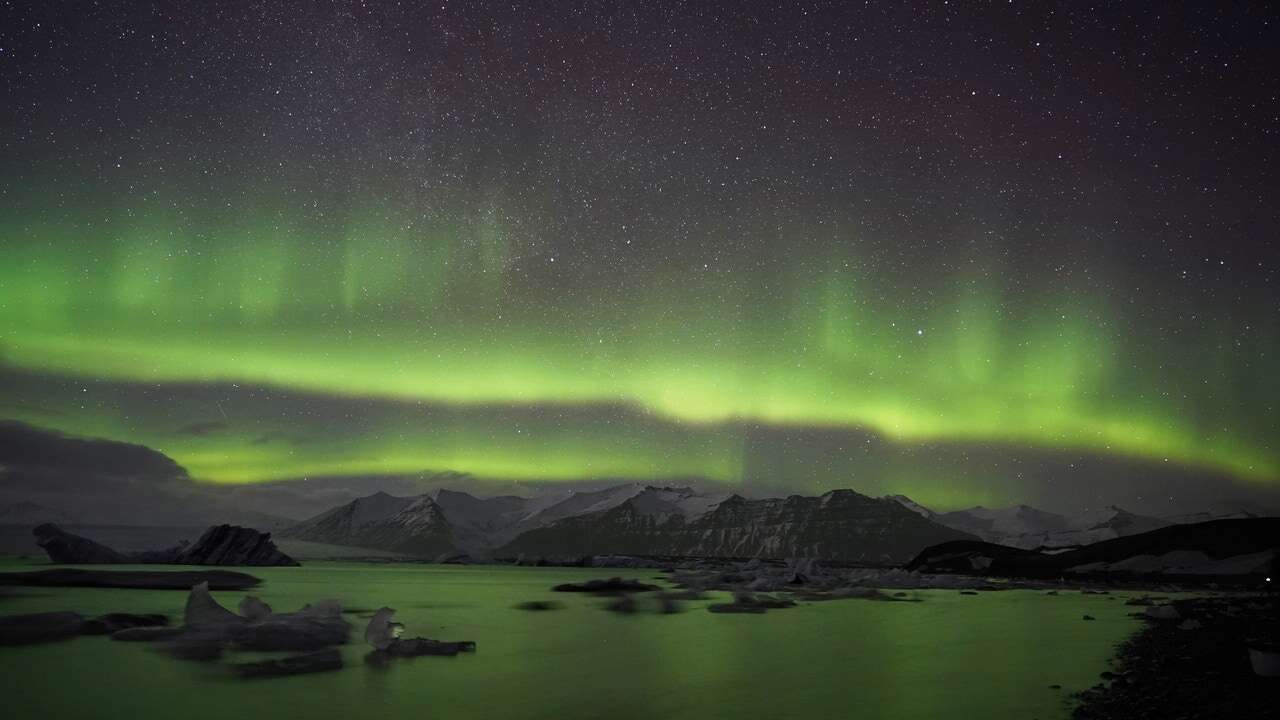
[935,504,1077,543]
[884,496,1225,551]
[907,517,1280,579]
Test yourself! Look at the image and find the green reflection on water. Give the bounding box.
[0,562,1137,720]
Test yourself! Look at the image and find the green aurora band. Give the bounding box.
[1,194,1276,496]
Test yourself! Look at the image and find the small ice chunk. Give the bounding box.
[364,607,404,650]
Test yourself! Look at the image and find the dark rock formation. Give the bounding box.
[1072,595,1280,719]
[0,611,84,646]
[0,568,260,590]
[169,525,298,566]
[2,611,171,645]
[30,524,298,567]
[381,637,476,657]
[552,577,660,594]
[33,523,127,563]
[80,613,167,635]
[233,648,343,678]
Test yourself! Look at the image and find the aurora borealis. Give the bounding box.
[1,2,1277,516]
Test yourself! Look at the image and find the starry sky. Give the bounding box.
[1,2,1277,518]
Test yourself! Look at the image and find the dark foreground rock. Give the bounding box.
[32,524,298,567]
[80,613,167,635]
[1072,594,1280,719]
[0,611,84,646]
[0,568,260,590]
[551,577,660,594]
[384,637,476,657]
[233,648,343,678]
[170,525,299,566]
[1,611,169,645]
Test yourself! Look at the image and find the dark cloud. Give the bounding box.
[0,421,285,526]
[0,420,187,480]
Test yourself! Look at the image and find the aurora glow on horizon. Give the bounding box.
[1,2,1276,515]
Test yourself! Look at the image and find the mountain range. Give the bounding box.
[884,498,1258,551]
[10,486,1265,565]
[277,484,1272,564]
[280,484,978,563]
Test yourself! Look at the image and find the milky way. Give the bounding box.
[1,2,1276,512]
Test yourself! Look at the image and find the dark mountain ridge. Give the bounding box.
[907,517,1280,580]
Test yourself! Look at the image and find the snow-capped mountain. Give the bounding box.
[284,485,975,562]
[883,494,938,520]
[280,491,457,556]
[281,485,689,556]
[887,496,1182,551]
[934,504,1076,546]
[288,485,1265,562]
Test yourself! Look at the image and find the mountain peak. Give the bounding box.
[884,494,937,519]
[432,488,478,501]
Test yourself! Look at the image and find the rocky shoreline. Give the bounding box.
[1071,593,1279,719]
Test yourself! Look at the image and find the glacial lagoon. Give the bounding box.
[0,561,1138,720]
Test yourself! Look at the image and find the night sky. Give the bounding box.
[1,2,1277,517]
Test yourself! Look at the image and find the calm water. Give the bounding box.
[0,560,1138,720]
